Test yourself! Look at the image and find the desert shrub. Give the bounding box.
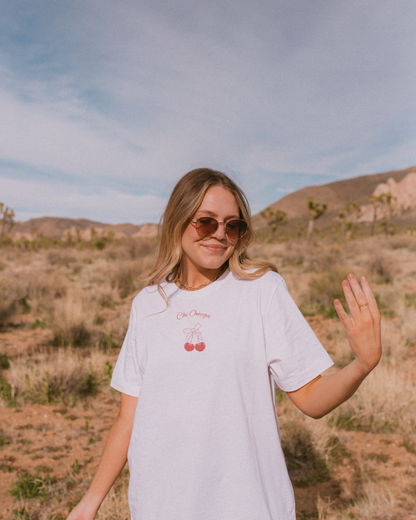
[378,318,410,363]
[0,273,27,326]
[47,249,78,267]
[50,289,99,347]
[0,371,14,404]
[304,245,344,273]
[280,241,305,267]
[387,235,412,249]
[367,252,394,284]
[109,259,146,298]
[91,281,120,308]
[0,352,10,369]
[316,480,397,520]
[300,266,348,317]
[102,310,129,347]
[3,350,107,404]
[10,471,53,500]
[400,305,416,348]
[328,365,416,434]
[24,267,68,312]
[0,264,68,322]
[281,421,330,487]
[108,237,158,260]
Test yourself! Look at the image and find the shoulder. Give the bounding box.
[130,281,172,316]
[236,269,286,290]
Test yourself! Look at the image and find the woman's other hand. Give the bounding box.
[334,274,382,374]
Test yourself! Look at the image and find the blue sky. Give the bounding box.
[1,0,415,224]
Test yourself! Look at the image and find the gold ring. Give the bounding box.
[358,302,368,308]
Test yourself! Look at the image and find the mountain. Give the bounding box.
[10,217,158,240]
[8,165,416,239]
[253,165,416,229]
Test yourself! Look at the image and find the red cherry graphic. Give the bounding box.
[184,343,194,352]
[195,342,206,352]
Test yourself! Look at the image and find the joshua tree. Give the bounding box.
[369,192,397,236]
[0,202,15,238]
[260,207,288,241]
[339,202,361,239]
[307,196,327,240]
[368,194,384,236]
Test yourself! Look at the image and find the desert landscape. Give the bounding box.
[1,167,416,519]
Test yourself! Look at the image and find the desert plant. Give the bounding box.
[338,202,361,239]
[400,304,416,347]
[3,350,107,404]
[328,365,416,434]
[0,273,27,326]
[307,196,327,240]
[50,289,99,347]
[367,252,394,284]
[9,470,52,500]
[316,480,397,519]
[300,266,347,317]
[260,206,288,241]
[109,259,146,298]
[0,202,15,238]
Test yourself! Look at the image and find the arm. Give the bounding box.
[67,393,138,520]
[287,274,381,419]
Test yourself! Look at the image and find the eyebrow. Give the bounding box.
[195,210,240,220]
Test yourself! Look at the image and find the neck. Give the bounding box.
[176,263,226,290]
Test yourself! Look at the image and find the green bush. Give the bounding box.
[10,471,52,500]
[300,266,348,317]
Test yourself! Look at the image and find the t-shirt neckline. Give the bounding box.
[166,267,232,300]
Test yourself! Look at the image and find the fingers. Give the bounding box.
[334,298,350,325]
[341,274,380,320]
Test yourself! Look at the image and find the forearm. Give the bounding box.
[78,412,132,513]
[288,359,371,419]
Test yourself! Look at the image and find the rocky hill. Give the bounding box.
[8,165,416,239]
[254,165,416,229]
[10,217,158,241]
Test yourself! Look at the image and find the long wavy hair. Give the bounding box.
[145,168,277,301]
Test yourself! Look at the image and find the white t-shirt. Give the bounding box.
[111,269,333,520]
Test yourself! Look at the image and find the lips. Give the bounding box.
[202,244,227,253]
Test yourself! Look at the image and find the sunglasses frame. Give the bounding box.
[190,217,248,240]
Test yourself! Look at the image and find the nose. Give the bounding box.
[211,222,227,240]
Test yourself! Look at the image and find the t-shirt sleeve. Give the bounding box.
[110,300,143,397]
[265,277,333,392]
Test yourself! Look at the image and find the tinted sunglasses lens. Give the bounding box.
[225,220,247,240]
[196,218,218,237]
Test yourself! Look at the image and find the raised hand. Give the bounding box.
[334,274,382,374]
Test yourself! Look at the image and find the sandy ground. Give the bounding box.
[1,310,416,519]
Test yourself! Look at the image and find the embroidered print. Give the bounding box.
[183,323,206,352]
[177,309,211,320]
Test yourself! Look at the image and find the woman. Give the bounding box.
[68,168,381,520]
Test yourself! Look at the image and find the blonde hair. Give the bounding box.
[145,168,277,301]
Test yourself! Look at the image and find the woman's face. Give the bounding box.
[181,185,240,276]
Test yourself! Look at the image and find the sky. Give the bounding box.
[1,0,415,225]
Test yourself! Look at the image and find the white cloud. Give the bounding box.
[0,0,415,221]
[1,176,167,224]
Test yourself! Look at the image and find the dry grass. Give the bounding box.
[328,364,416,434]
[50,289,100,347]
[1,233,416,519]
[3,349,109,405]
[317,480,397,519]
[366,251,395,284]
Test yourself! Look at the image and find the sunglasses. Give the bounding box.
[191,217,248,240]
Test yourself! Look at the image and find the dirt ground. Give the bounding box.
[1,314,416,519]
